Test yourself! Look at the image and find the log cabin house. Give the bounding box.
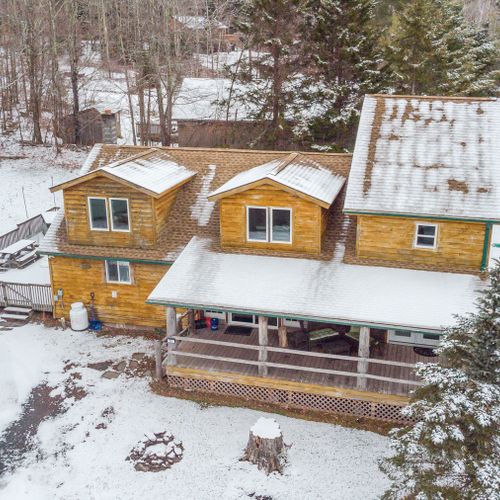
[39,95,500,423]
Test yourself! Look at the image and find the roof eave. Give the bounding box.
[343,208,500,224]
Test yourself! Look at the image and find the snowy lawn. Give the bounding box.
[0,323,391,499]
[0,135,87,232]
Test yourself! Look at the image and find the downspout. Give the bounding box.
[480,222,492,271]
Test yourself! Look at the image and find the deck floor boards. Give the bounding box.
[172,326,440,397]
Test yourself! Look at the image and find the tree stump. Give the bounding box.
[243,418,286,474]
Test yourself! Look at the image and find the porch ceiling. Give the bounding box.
[147,236,484,333]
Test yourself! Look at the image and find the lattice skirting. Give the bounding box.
[166,375,413,424]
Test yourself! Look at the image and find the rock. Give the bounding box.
[102,371,120,379]
[128,360,139,370]
[131,353,145,361]
[114,361,127,372]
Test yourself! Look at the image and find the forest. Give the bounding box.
[0,0,498,151]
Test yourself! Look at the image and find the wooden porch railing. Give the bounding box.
[0,281,53,312]
[162,335,422,390]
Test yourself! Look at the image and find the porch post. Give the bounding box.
[278,318,288,348]
[258,315,269,377]
[166,306,178,366]
[357,326,370,390]
[187,309,196,334]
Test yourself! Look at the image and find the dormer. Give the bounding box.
[51,149,196,249]
[208,153,345,255]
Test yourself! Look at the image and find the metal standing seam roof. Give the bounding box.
[344,95,500,221]
[209,153,346,206]
[147,236,483,333]
[53,149,196,197]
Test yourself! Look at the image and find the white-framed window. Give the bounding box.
[388,329,442,347]
[414,223,438,249]
[109,198,130,232]
[88,197,109,231]
[270,208,292,243]
[246,206,292,244]
[247,206,268,242]
[105,260,132,284]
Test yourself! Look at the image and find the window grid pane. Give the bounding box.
[271,209,291,242]
[248,208,267,241]
[118,262,131,282]
[106,261,119,281]
[111,199,130,231]
[90,198,108,229]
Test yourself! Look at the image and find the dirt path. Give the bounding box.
[0,383,65,476]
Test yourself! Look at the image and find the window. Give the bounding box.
[88,197,108,230]
[270,208,291,243]
[110,198,130,232]
[246,206,292,244]
[415,223,437,249]
[247,207,268,241]
[105,260,131,284]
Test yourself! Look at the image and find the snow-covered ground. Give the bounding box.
[0,323,391,499]
[0,134,86,234]
[0,256,50,284]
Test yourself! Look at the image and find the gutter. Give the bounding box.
[38,249,173,266]
[480,223,492,271]
[146,298,444,335]
[344,210,498,225]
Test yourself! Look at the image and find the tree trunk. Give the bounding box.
[243,418,286,474]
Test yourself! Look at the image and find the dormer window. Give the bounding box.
[110,198,130,232]
[415,223,437,249]
[246,206,292,244]
[88,197,130,232]
[88,197,109,231]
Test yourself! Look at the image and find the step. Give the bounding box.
[4,306,32,314]
[0,313,29,321]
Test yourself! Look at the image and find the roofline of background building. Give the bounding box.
[366,93,497,102]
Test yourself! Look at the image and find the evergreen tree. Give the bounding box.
[385,0,499,96]
[295,0,389,150]
[228,0,303,148]
[380,262,500,500]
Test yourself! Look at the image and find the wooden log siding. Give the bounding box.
[63,177,157,249]
[165,336,422,389]
[356,215,486,271]
[154,189,179,236]
[0,281,53,312]
[219,184,324,255]
[49,256,168,327]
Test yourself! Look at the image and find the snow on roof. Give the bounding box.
[148,237,483,332]
[100,150,195,195]
[53,149,196,197]
[172,78,255,121]
[344,95,500,221]
[209,153,346,207]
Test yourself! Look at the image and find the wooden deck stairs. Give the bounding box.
[0,306,32,322]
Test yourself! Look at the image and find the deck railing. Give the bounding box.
[0,281,53,312]
[163,335,422,392]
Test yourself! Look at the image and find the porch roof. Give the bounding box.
[147,236,484,333]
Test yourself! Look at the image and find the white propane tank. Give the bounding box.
[69,302,89,331]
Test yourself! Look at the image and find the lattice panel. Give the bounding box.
[166,375,412,424]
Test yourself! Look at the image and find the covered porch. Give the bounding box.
[160,308,440,398]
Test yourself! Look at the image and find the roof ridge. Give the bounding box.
[271,152,300,175]
[104,147,159,170]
